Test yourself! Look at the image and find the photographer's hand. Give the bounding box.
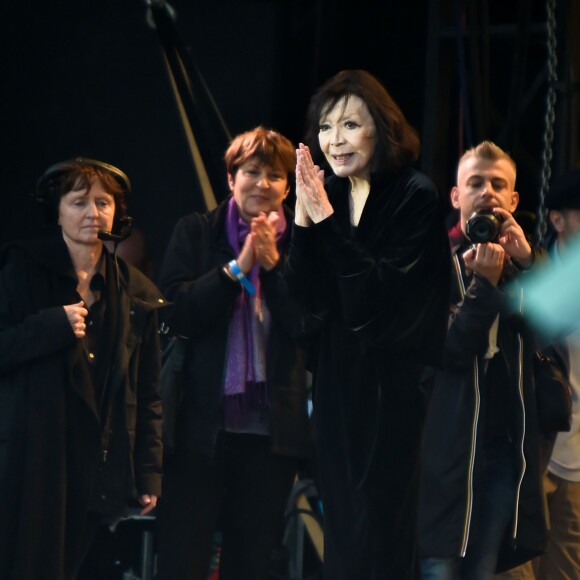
[494,208,533,268]
[463,242,505,286]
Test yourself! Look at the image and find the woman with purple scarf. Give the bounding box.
[155,127,314,580]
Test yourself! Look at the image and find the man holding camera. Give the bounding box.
[418,141,547,579]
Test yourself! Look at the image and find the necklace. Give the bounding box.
[349,181,370,227]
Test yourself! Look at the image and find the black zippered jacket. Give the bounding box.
[418,242,548,573]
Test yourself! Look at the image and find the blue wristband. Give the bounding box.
[228,260,256,295]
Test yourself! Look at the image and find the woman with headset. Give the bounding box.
[0,158,165,580]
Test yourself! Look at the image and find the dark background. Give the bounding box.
[2,0,578,276]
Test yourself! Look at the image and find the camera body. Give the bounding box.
[466,210,505,243]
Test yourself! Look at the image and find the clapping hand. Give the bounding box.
[296,143,333,224]
[252,211,280,271]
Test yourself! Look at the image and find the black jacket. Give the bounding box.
[283,168,451,579]
[418,243,548,573]
[157,198,314,459]
[0,236,164,580]
[285,169,451,484]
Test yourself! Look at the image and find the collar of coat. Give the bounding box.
[2,234,167,310]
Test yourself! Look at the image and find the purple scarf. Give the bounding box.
[223,196,287,428]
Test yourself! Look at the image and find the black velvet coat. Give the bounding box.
[284,169,451,580]
[157,199,314,459]
[0,236,164,580]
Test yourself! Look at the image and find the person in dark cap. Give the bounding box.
[535,169,580,579]
[499,168,580,579]
[545,168,580,247]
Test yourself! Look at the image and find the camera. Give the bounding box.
[465,210,505,243]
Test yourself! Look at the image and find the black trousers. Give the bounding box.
[70,513,106,580]
[156,432,300,580]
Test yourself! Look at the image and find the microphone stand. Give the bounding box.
[98,217,134,290]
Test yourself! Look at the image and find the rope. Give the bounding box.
[537,0,558,244]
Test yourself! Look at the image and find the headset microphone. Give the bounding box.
[98,216,134,243]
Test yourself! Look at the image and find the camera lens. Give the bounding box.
[466,212,502,243]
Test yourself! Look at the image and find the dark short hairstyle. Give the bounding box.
[304,69,420,174]
[36,157,129,223]
[224,126,295,179]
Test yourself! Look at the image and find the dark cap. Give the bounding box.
[545,169,580,210]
